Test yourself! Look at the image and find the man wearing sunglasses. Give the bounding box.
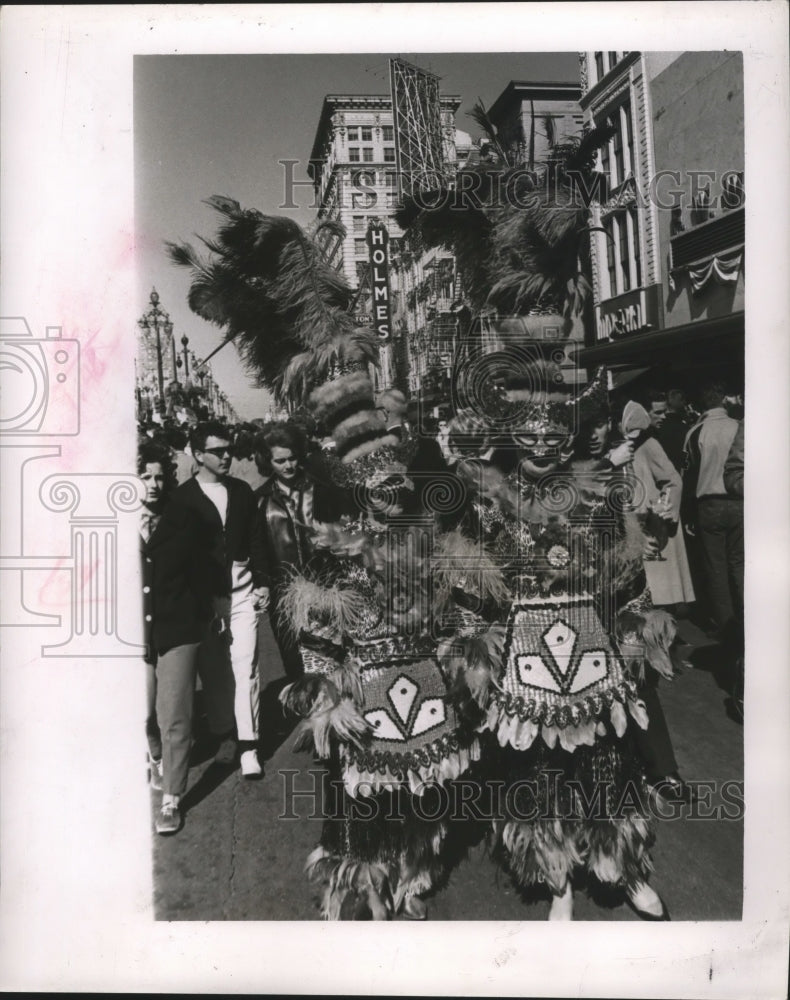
[168,421,266,795]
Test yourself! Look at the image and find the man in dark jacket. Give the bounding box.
[169,421,267,780]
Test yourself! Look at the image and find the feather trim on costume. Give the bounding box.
[279,674,338,718]
[616,607,677,681]
[585,813,654,889]
[432,529,510,614]
[611,513,649,593]
[277,573,370,641]
[342,738,478,798]
[329,661,364,704]
[501,818,583,896]
[298,696,371,759]
[485,679,649,749]
[438,627,506,709]
[305,846,392,920]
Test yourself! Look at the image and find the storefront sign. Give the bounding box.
[366,221,392,341]
[597,284,663,341]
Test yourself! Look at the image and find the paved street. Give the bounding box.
[151,616,743,922]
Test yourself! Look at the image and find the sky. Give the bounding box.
[134,52,579,419]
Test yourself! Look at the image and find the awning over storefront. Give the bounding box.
[574,311,744,371]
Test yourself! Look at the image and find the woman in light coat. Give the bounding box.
[621,400,695,608]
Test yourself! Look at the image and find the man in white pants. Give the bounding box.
[171,421,268,781]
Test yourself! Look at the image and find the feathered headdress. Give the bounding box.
[167,196,398,463]
[502,362,610,436]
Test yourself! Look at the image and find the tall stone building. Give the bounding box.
[308,92,466,392]
[576,51,744,393]
[308,93,464,287]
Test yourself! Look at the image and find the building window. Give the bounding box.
[594,52,605,81]
[385,170,398,188]
[361,127,373,142]
[347,127,359,141]
[599,99,635,190]
[593,51,624,83]
[348,147,360,162]
[630,206,642,288]
[384,147,396,163]
[602,207,643,298]
[612,122,624,188]
[352,215,365,233]
[355,261,369,283]
[618,215,631,293]
[362,147,374,163]
[382,125,394,142]
[354,238,367,257]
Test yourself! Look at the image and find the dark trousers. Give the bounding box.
[633,669,678,780]
[697,498,744,633]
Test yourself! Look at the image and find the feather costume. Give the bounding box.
[442,368,670,908]
[171,199,479,918]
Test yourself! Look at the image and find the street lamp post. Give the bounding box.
[138,288,172,417]
[181,334,190,381]
[170,327,179,384]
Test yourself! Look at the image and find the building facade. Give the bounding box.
[577,51,744,391]
[396,80,584,414]
[308,92,465,393]
[487,80,583,164]
[308,93,465,288]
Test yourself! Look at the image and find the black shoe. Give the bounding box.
[647,772,696,806]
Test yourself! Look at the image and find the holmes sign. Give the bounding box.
[366,221,392,341]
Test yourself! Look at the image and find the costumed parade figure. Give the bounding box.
[169,198,480,919]
[442,363,675,920]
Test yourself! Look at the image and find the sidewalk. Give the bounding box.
[152,617,743,921]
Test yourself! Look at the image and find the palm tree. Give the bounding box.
[395,102,614,327]
[486,122,615,324]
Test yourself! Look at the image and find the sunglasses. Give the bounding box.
[203,446,232,457]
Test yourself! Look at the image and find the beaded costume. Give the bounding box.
[442,368,675,909]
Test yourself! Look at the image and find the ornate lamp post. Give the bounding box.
[170,326,179,384]
[181,334,190,382]
[138,288,172,416]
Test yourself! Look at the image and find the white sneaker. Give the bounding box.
[240,749,262,779]
[156,795,181,835]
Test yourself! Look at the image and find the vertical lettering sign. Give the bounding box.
[366,221,392,341]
